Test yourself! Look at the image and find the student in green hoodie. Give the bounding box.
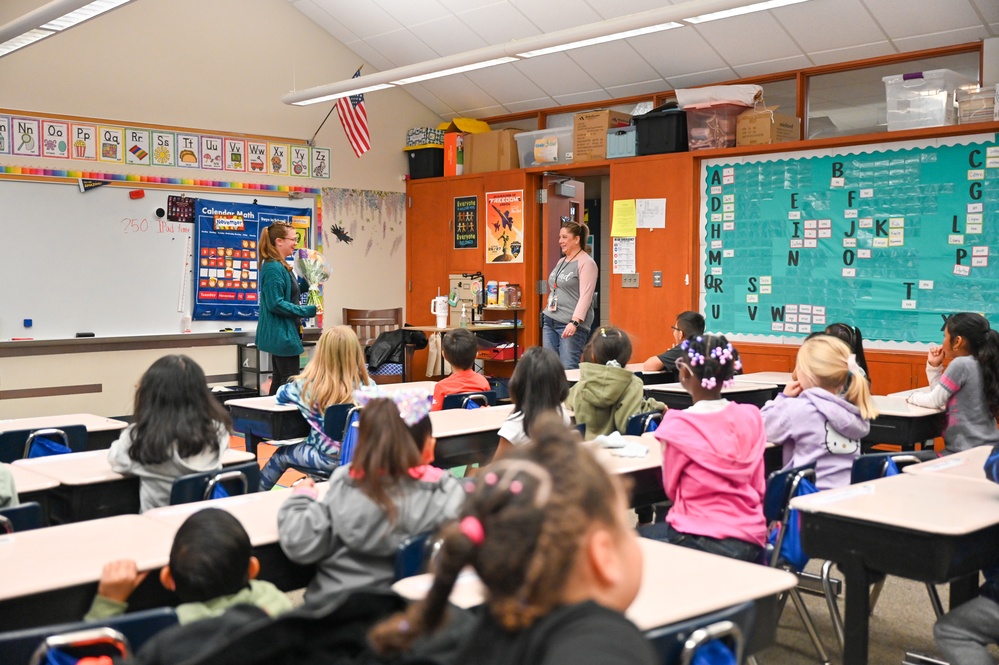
[85,508,291,624]
[567,326,666,440]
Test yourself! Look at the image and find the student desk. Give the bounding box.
[0,514,177,629]
[227,382,439,455]
[792,473,999,665]
[0,413,127,451]
[429,404,514,468]
[903,445,991,481]
[643,382,777,409]
[144,484,330,595]
[393,538,797,651]
[863,395,945,451]
[9,464,59,524]
[12,449,255,524]
[734,371,792,393]
[589,434,665,507]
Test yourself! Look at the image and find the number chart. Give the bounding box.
[699,133,999,345]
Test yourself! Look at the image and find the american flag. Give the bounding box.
[337,68,370,158]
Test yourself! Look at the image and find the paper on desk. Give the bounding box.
[595,432,628,448]
[613,442,649,458]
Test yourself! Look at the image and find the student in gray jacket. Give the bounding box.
[278,387,464,605]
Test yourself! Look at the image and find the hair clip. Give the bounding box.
[463,480,476,493]
[489,459,553,508]
[460,515,485,546]
[701,376,717,390]
[680,340,690,350]
[722,378,736,389]
[605,359,621,368]
[846,353,867,377]
[599,327,607,337]
[509,480,523,494]
[353,386,431,426]
[733,359,743,372]
[484,472,498,485]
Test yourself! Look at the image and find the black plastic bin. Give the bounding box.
[213,386,260,407]
[634,104,688,155]
[406,147,444,179]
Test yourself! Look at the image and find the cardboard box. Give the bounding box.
[736,106,800,146]
[465,129,521,174]
[573,110,632,162]
[438,118,490,176]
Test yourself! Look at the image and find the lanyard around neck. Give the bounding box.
[551,250,581,292]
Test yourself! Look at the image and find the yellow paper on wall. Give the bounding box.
[611,199,637,237]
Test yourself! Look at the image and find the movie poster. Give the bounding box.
[485,189,524,263]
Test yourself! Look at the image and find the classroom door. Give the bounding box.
[540,176,586,279]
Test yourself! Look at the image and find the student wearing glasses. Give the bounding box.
[643,311,705,379]
[256,222,317,395]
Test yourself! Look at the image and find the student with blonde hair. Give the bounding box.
[259,325,374,490]
[762,335,878,490]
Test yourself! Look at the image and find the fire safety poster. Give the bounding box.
[192,199,311,320]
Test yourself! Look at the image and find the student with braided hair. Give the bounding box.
[369,414,656,665]
[641,334,768,562]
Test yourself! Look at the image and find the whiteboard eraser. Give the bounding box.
[129,189,145,199]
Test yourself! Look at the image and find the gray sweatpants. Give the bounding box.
[935,596,999,665]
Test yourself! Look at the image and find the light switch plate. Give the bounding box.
[653,271,662,287]
[622,273,639,288]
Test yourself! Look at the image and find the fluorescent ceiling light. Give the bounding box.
[684,0,810,24]
[0,28,53,57]
[41,0,133,31]
[291,83,396,106]
[517,23,683,58]
[391,57,520,85]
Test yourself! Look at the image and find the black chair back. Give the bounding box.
[0,425,88,463]
[645,600,754,665]
[169,461,260,505]
[0,502,45,532]
[441,391,497,410]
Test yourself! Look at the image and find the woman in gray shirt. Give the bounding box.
[542,221,597,370]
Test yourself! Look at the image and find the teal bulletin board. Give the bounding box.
[698,133,999,344]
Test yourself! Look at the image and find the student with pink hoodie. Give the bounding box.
[640,334,767,562]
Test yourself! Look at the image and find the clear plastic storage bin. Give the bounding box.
[514,127,574,167]
[883,69,974,131]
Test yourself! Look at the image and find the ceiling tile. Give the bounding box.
[971,0,999,22]
[772,0,887,51]
[515,0,601,32]
[436,0,505,12]
[604,79,669,98]
[564,41,662,88]
[503,97,561,113]
[454,2,541,42]
[665,68,740,90]
[462,66,548,105]
[344,39,399,71]
[862,0,985,39]
[408,15,490,57]
[363,29,440,67]
[307,0,403,39]
[404,84,458,117]
[629,26,730,79]
[807,42,896,67]
[417,75,502,113]
[292,0,359,44]
[514,53,601,97]
[552,90,614,106]
[692,13,805,67]
[893,26,992,52]
[370,0,452,28]
[582,0,680,20]
[733,55,814,78]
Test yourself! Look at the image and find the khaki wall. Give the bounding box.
[0,0,439,417]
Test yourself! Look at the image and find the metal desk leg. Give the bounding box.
[841,553,876,665]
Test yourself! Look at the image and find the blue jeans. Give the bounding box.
[638,522,762,562]
[542,315,589,370]
[260,443,337,490]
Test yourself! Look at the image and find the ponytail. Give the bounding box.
[978,328,999,420]
[844,366,878,420]
[259,222,294,270]
[798,335,878,420]
[352,399,423,522]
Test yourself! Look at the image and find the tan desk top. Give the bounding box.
[870,394,943,418]
[429,404,515,438]
[565,363,651,383]
[12,449,254,485]
[392,537,796,631]
[589,434,662,476]
[144,483,330,547]
[903,446,991,481]
[8,464,60,494]
[735,372,793,385]
[791,472,999,535]
[644,382,777,394]
[0,515,175,601]
[0,414,127,434]
[226,382,439,411]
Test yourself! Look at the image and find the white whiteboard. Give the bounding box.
[0,179,314,340]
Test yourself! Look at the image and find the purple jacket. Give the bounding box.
[761,389,870,490]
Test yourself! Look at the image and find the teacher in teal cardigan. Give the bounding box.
[256,222,317,395]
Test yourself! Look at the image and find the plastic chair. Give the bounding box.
[819,450,942,650]
[441,391,497,410]
[762,464,830,665]
[0,426,88,464]
[338,408,362,467]
[0,502,45,533]
[0,607,177,665]
[393,530,444,581]
[645,600,754,665]
[625,411,663,436]
[322,404,357,443]
[169,461,260,505]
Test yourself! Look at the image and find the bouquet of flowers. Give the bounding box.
[293,248,332,313]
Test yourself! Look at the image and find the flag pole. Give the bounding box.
[307,65,364,147]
